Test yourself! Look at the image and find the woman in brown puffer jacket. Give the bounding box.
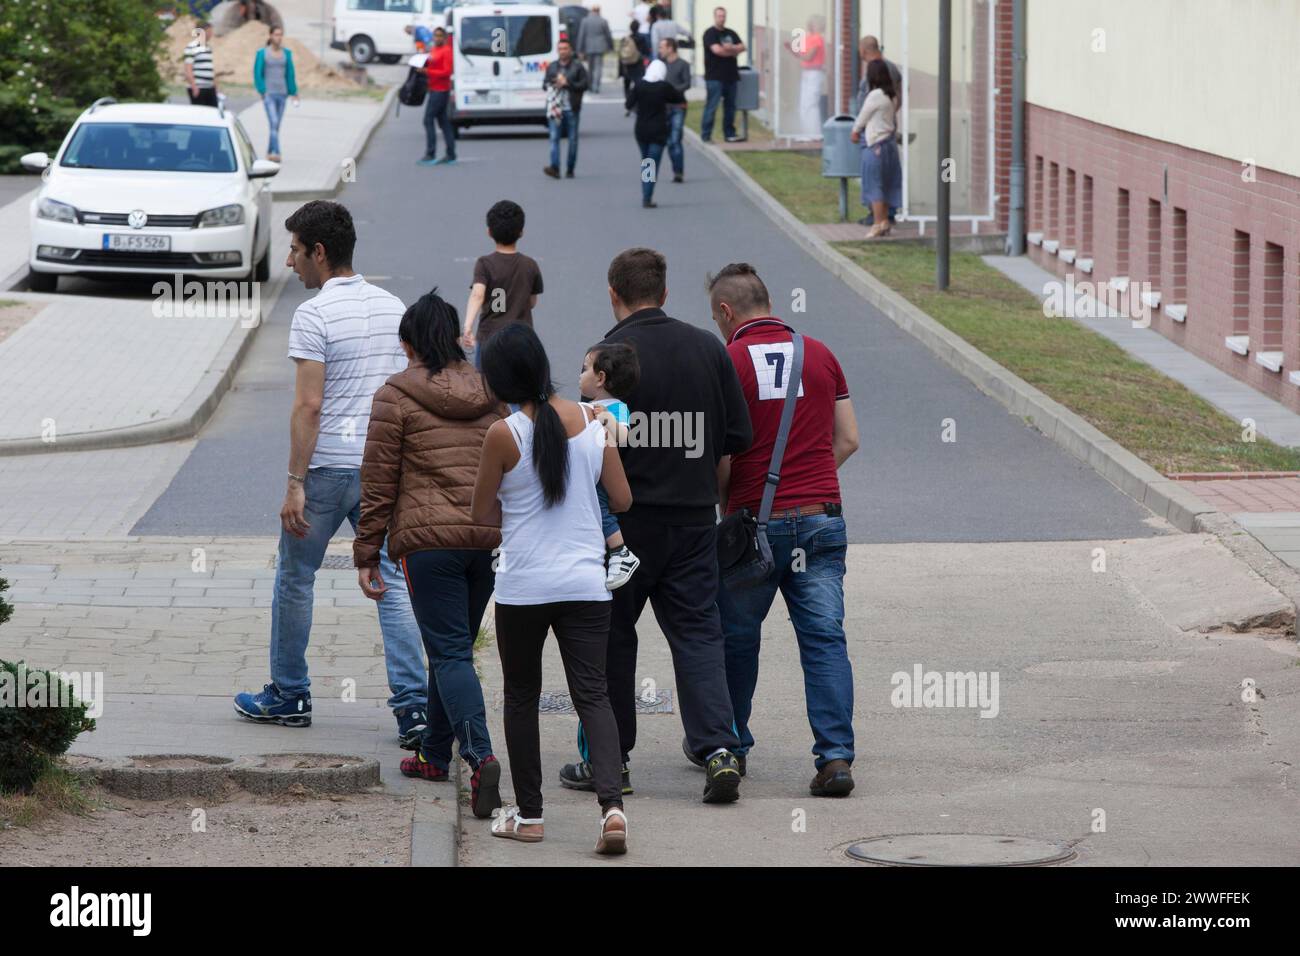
[354,288,507,819]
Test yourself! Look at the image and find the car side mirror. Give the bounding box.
[249,159,280,179]
[20,152,50,172]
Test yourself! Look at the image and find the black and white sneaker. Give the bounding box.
[605,546,640,590]
[560,760,633,794]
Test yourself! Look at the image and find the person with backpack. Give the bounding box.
[470,323,633,856]
[625,59,685,208]
[619,19,649,109]
[705,262,860,798]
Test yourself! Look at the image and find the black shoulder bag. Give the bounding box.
[716,333,804,591]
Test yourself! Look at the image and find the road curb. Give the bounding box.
[408,757,461,867]
[684,126,1216,534]
[269,87,398,201]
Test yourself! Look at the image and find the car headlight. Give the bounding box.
[197,204,245,228]
[37,198,78,223]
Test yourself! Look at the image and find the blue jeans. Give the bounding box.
[548,110,579,172]
[423,89,456,160]
[716,512,853,769]
[263,93,287,155]
[701,79,737,141]
[638,138,664,203]
[666,106,686,175]
[595,484,620,541]
[400,548,495,770]
[270,467,426,713]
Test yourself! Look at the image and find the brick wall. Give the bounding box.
[1026,103,1300,412]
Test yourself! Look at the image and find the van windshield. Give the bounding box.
[458,15,552,57]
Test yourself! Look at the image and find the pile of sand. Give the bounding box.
[160,17,366,93]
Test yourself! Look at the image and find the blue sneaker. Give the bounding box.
[416,156,439,166]
[439,157,457,166]
[395,707,428,751]
[233,683,312,727]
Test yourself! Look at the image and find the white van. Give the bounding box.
[447,3,560,129]
[331,0,453,64]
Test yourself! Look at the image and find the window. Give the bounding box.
[1147,199,1161,289]
[1065,169,1076,249]
[1171,208,1187,304]
[1116,188,1130,275]
[1081,175,1094,259]
[458,15,552,56]
[61,122,237,173]
[1048,162,1059,238]
[1032,156,1043,231]
[1232,231,1250,337]
[1263,243,1283,351]
[347,0,424,11]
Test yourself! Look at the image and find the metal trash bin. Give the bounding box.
[821,115,859,221]
[736,67,759,111]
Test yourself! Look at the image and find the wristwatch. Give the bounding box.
[288,471,305,484]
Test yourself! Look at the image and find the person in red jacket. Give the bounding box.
[419,27,456,166]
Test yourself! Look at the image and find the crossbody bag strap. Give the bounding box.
[756,332,804,529]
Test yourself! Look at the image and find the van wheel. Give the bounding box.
[27,269,56,293]
[349,35,376,64]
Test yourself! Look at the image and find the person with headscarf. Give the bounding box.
[625,58,685,208]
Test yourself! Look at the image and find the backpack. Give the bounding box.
[619,34,641,65]
[399,64,427,108]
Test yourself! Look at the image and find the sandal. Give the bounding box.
[595,806,628,855]
[866,222,892,239]
[490,806,544,843]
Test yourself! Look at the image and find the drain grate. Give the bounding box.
[536,690,673,715]
[845,834,1076,867]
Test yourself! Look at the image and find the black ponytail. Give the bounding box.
[480,324,569,507]
[398,287,466,377]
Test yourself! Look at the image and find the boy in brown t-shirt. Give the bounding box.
[462,200,544,367]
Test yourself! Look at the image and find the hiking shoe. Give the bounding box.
[233,683,311,727]
[471,755,502,819]
[543,165,560,178]
[395,707,428,751]
[605,546,640,591]
[683,737,745,775]
[400,749,449,782]
[560,760,633,794]
[810,759,854,797]
[703,750,742,803]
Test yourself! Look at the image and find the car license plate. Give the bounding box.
[466,92,501,106]
[103,233,170,252]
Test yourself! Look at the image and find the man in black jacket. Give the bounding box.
[560,247,753,804]
[543,39,589,179]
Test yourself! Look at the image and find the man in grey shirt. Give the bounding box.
[649,6,692,61]
[660,37,691,182]
[576,5,614,93]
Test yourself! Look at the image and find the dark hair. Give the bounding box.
[196,20,212,30]
[867,57,896,100]
[586,341,640,401]
[607,247,666,308]
[558,36,572,47]
[486,200,525,246]
[284,200,356,269]
[660,36,678,52]
[707,262,770,317]
[267,24,281,44]
[480,324,569,508]
[399,287,465,377]
[648,5,661,23]
[629,18,639,32]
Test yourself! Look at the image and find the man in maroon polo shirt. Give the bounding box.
[705,262,861,797]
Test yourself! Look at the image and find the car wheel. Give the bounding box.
[254,245,270,283]
[349,35,376,64]
[27,269,56,293]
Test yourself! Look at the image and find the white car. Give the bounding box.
[20,99,279,293]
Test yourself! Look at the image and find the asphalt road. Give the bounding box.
[133,98,1159,543]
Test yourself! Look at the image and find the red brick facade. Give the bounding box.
[1026,103,1300,412]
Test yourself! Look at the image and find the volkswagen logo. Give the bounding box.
[127,209,148,229]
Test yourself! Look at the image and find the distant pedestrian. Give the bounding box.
[855,34,902,226]
[850,58,901,238]
[184,21,218,107]
[558,247,753,804]
[461,200,544,366]
[254,26,298,162]
[625,59,684,208]
[543,39,589,178]
[659,37,690,182]
[701,6,745,143]
[470,323,633,855]
[234,200,429,751]
[618,18,650,108]
[706,262,860,798]
[578,341,642,589]
[632,0,652,35]
[418,27,456,166]
[405,22,432,53]
[649,5,691,61]
[355,288,507,820]
[784,14,827,136]
[576,4,614,94]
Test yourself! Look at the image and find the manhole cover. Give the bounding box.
[535,690,673,715]
[846,834,1076,867]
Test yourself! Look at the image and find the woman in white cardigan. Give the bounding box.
[850,58,902,238]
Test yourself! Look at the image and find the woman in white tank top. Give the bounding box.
[470,323,634,856]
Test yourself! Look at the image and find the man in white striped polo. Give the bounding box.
[183,21,219,107]
[234,201,430,748]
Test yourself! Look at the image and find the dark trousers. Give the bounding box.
[189,86,218,107]
[495,600,623,818]
[422,89,456,160]
[401,549,495,769]
[607,514,740,762]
